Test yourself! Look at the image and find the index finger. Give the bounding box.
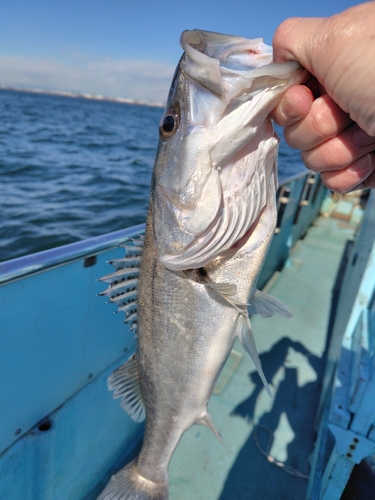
[271,85,313,127]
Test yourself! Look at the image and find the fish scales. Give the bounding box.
[98,29,306,500]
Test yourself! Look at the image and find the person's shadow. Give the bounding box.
[219,337,325,500]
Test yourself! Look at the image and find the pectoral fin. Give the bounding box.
[248,290,293,319]
[204,281,248,312]
[184,268,248,312]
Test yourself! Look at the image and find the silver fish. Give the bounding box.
[98,30,305,500]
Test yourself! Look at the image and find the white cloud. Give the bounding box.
[0,55,175,104]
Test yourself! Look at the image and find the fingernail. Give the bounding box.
[279,97,300,120]
[353,127,375,147]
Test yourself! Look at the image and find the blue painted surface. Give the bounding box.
[259,173,326,289]
[0,226,144,454]
[0,355,144,500]
[290,174,325,245]
[257,175,304,288]
[307,191,375,500]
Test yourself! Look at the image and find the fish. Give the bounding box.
[97,29,306,500]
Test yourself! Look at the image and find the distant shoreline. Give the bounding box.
[0,85,165,108]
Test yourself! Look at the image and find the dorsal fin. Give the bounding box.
[99,267,139,285]
[99,234,144,335]
[108,353,145,422]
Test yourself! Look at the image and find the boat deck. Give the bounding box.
[168,200,359,500]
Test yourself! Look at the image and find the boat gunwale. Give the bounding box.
[0,224,145,286]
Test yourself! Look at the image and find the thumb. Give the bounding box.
[272,16,328,73]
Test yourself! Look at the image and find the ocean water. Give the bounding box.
[0,89,306,263]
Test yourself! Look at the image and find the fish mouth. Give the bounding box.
[180,30,273,98]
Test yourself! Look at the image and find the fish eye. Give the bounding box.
[159,108,180,141]
[162,115,175,132]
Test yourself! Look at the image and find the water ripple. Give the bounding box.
[0,90,306,263]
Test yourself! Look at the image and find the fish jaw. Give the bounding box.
[180,29,273,99]
[153,29,306,271]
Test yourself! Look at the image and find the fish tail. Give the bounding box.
[97,460,168,500]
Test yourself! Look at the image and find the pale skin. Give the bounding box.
[271,2,375,193]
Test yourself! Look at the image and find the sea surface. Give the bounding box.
[0,89,306,263]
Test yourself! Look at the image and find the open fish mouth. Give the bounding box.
[153,30,305,271]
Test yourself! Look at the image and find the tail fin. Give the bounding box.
[97,460,168,500]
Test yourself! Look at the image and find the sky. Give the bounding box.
[0,0,363,104]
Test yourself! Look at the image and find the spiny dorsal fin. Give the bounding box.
[248,290,293,319]
[117,243,142,256]
[99,279,138,300]
[108,353,145,422]
[129,235,144,247]
[235,314,272,397]
[109,256,140,271]
[99,234,144,334]
[98,267,139,285]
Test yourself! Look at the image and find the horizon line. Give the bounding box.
[0,85,165,108]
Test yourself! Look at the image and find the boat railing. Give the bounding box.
[0,223,145,286]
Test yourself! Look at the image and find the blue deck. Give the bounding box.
[1,175,373,499]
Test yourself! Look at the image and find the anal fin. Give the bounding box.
[108,353,145,422]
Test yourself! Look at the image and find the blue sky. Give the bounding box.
[0,0,362,103]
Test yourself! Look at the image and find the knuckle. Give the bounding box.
[273,19,294,43]
[273,18,301,61]
[301,139,349,172]
[324,141,349,169]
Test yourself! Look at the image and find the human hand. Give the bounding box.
[271,2,375,193]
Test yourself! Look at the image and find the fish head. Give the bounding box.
[153,30,306,270]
